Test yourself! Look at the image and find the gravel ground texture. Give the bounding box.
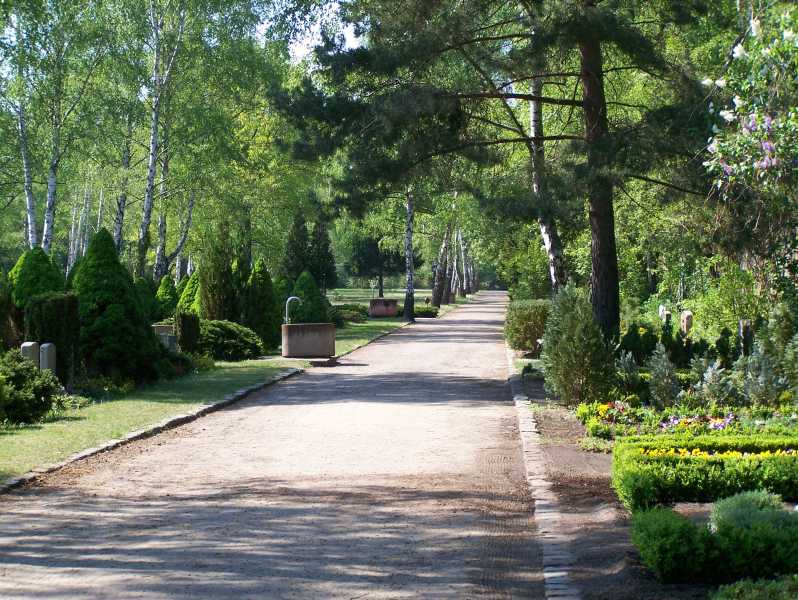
[0,291,543,600]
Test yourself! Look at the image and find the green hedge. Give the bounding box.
[198,320,262,361]
[712,576,798,600]
[632,492,798,584]
[505,299,550,353]
[612,435,798,510]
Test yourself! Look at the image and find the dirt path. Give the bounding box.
[0,291,542,599]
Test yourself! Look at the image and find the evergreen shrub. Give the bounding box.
[199,237,237,321]
[712,576,798,600]
[632,492,798,584]
[71,229,160,383]
[156,277,179,319]
[198,320,262,361]
[505,299,550,354]
[176,271,201,315]
[541,285,615,406]
[0,349,61,423]
[134,276,160,323]
[7,248,64,310]
[612,434,798,510]
[242,259,281,349]
[413,305,439,318]
[24,291,80,388]
[175,310,201,354]
[290,271,329,323]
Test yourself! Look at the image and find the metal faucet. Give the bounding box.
[285,296,302,324]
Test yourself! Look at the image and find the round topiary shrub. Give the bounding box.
[156,276,178,320]
[243,259,281,350]
[71,228,160,383]
[505,299,551,355]
[7,248,64,310]
[198,320,262,361]
[24,291,80,389]
[0,349,61,424]
[290,271,329,323]
[541,284,616,406]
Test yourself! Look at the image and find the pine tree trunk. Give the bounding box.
[431,225,451,306]
[580,16,620,338]
[403,189,415,321]
[377,267,384,298]
[530,77,568,291]
[457,229,468,297]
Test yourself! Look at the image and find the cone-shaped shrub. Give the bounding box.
[199,231,237,322]
[72,228,160,383]
[7,247,63,309]
[176,271,201,315]
[156,276,179,319]
[243,259,281,350]
[290,271,329,323]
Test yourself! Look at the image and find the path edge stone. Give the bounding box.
[0,367,303,496]
[506,346,582,600]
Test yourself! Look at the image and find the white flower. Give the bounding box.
[733,95,744,108]
[750,17,761,37]
[784,30,796,42]
[701,78,714,87]
[733,44,747,59]
[712,124,720,134]
[719,109,736,123]
[715,79,727,88]
[707,143,717,153]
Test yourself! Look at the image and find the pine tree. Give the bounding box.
[72,228,160,382]
[176,271,201,316]
[348,234,405,297]
[243,259,282,349]
[279,211,310,284]
[309,219,337,293]
[7,247,64,310]
[290,271,329,324]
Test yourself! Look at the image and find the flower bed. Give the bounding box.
[612,434,798,509]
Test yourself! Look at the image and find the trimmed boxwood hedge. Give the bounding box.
[504,299,550,353]
[612,435,798,510]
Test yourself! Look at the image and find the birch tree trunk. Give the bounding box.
[431,224,451,307]
[403,189,415,322]
[529,77,568,291]
[153,124,170,281]
[41,96,62,253]
[17,103,38,249]
[66,204,78,275]
[137,3,185,277]
[442,256,454,304]
[113,118,133,251]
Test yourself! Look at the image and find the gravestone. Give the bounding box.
[680,310,694,335]
[40,343,56,373]
[658,304,667,320]
[21,342,40,369]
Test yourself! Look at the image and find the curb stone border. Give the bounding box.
[507,347,582,600]
[0,367,303,496]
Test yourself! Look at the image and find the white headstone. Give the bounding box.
[658,304,667,320]
[21,342,40,369]
[40,343,56,374]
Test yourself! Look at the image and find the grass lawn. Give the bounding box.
[328,287,472,317]
[0,360,294,481]
[335,318,406,356]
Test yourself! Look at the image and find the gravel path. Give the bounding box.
[0,291,542,599]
